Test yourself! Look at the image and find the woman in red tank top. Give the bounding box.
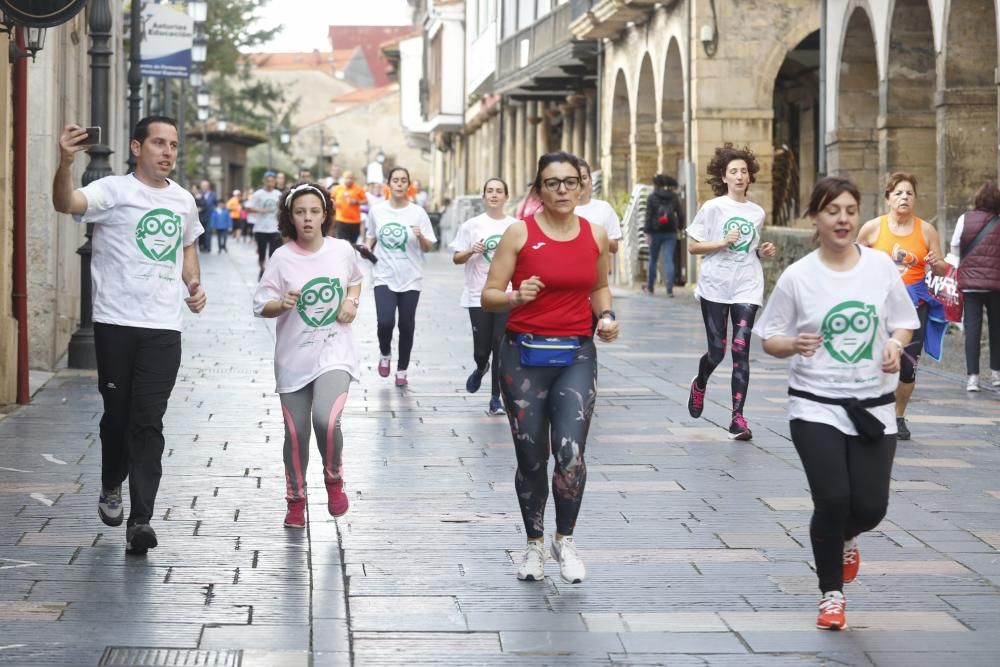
[481,151,619,586]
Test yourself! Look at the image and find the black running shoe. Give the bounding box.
[896,416,910,441]
[126,523,158,555]
[687,377,706,418]
[466,366,486,394]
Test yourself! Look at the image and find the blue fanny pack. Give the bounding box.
[516,334,581,367]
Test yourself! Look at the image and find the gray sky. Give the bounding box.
[251,0,414,53]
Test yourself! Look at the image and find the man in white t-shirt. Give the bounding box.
[576,160,623,254]
[245,172,283,279]
[52,116,207,555]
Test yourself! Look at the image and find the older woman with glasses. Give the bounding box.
[482,151,619,586]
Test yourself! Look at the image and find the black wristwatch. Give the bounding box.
[599,310,616,321]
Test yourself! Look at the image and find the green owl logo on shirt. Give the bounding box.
[296,277,344,328]
[482,234,503,263]
[722,217,757,253]
[135,208,182,263]
[379,223,408,251]
[822,301,879,364]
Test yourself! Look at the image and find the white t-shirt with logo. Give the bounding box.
[366,201,437,292]
[253,238,363,393]
[753,246,920,435]
[77,174,203,332]
[248,188,281,234]
[687,195,766,305]
[448,213,517,308]
[575,199,622,240]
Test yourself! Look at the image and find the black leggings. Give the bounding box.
[790,419,896,593]
[374,285,420,371]
[900,302,929,384]
[963,290,1000,375]
[255,232,282,265]
[696,299,759,415]
[468,307,508,397]
[498,333,597,539]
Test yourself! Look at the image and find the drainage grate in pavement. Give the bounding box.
[98,648,243,666]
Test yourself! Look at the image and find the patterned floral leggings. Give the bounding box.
[498,334,598,539]
[696,299,759,415]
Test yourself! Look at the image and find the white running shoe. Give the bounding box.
[992,370,1000,387]
[517,540,546,581]
[967,374,981,392]
[550,535,586,584]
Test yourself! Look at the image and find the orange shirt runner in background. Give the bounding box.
[871,214,930,286]
[226,195,242,221]
[331,183,368,223]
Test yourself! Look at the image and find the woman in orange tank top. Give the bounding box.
[858,172,948,440]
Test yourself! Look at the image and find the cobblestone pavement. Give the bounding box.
[1,241,999,666]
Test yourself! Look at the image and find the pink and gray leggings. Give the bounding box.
[278,370,351,501]
[696,299,759,415]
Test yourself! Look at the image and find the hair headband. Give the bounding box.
[284,183,327,210]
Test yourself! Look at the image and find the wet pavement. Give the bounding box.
[1,239,999,666]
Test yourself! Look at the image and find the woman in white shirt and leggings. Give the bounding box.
[755,177,919,631]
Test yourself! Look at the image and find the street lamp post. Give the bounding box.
[126,0,142,173]
[69,0,114,369]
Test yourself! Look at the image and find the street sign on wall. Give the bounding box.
[0,0,86,27]
[139,3,194,79]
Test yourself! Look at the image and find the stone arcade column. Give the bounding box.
[503,105,516,189]
[584,91,597,166]
[936,86,998,232]
[560,103,573,153]
[572,99,586,160]
[525,101,539,183]
[514,102,527,195]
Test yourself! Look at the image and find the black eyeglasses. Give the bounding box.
[542,177,581,192]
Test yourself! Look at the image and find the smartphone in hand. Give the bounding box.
[83,126,101,146]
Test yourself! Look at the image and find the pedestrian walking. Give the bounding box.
[950,181,1000,391]
[226,189,243,241]
[449,177,517,415]
[331,170,367,244]
[575,159,623,254]
[481,151,620,585]
[643,174,685,296]
[209,197,232,253]
[252,183,362,526]
[246,171,283,279]
[197,180,217,252]
[755,177,919,631]
[52,116,207,555]
[685,143,775,440]
[858,173,948,439]
[365,166,437,387]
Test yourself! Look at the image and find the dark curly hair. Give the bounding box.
[277,183,334,241]
[706,143,759,197]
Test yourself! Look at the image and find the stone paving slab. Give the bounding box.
[1,247,999,665]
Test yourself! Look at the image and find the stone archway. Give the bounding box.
[882,0,937,225]
[660,39,684,178]
[939,0,998,230]
[829,7,881,219]
[772,31,820,226]
[610,69,632,194]
[633,54,658,186]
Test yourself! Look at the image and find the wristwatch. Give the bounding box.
[599,309,616,321]
[349,297,360,307]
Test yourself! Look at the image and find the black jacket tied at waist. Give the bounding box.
[787,388,896,442]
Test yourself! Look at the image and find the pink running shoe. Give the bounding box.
[729,412,752,441]
[326,480,349,518]
[687,377,706,418]
[378,356,390,378]
[395,371,408,387]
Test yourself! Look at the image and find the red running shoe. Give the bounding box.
[326,480,349,517]
[687,377,706,418]
[284,499,306,528]
[842,538,860,584]
[816,591,847,630]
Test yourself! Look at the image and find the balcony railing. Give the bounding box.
[497,1,594,81]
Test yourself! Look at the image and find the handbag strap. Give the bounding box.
[961,214,1000,258]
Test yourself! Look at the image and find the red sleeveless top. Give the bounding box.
[507,216,599,336]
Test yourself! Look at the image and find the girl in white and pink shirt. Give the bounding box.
[253,183,362,528]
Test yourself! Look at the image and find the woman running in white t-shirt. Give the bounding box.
[253,184,363,528]
[685,143,776,440]
[450,178,518,414]
[754,177,919,631]
[365,167,438,386]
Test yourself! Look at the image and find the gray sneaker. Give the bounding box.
[98,486,124,526]
[125,523,158,555]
